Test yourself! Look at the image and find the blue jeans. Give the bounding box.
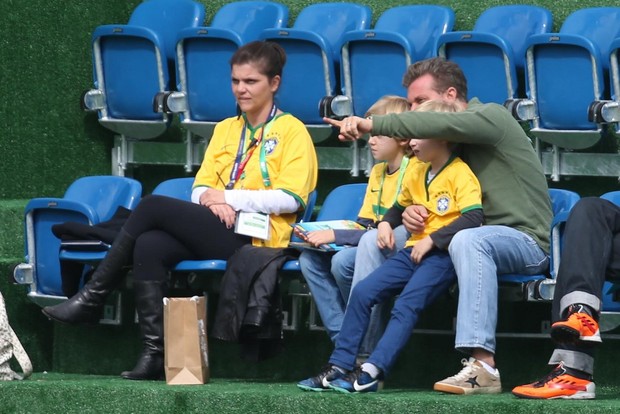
[346,226,408,355]
[449,225,549,354]
[299,226,408,350]
[329,248,456,375]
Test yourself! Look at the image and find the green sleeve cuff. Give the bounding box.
[461,205,483,214]
[280,188,306,209]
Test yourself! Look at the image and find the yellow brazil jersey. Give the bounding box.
[193,113,318,248]
[357,156,420,222]
[396,155,482,247]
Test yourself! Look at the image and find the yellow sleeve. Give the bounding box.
[454,163,483,213]
[395,162,425,209]
[193,120,236,191]
[270,116,318,209]
[357,164,383,220]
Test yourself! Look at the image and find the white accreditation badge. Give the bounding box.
[234,211,270,240]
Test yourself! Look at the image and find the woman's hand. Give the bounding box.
[411,236,434,264]
[377,222,394,249]
[199,188,226,207]
[304,229,335,248]
[323,116,372,141]
[209,204,237,229]
[402,205,428,234]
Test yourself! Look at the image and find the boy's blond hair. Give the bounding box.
[365,95,409,117]
[414,100,462,151]
[413,100,461,114]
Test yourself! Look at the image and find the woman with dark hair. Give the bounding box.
[43,41,318,380]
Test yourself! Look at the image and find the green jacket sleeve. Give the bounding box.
[372,99,515,147]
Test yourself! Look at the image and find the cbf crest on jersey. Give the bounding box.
[263,138,279,155]
[437,195,450,215]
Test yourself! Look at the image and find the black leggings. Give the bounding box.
[123,195,251,282]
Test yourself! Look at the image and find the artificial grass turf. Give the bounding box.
[1,373,620,414]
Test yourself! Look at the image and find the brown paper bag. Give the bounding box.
[163,296,210,385]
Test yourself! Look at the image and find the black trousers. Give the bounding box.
[550,197,620,373]
[552,197,620,321]
[123,195,251,282]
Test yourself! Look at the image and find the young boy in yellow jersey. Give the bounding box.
[298,100,484,393]
[298,96,414,355]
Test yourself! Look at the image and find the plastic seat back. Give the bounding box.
[87,0,205,139]
[342,5,454,115]
[129,0,205,60]
[601,191,620,206]
[175,2,289,131]
[437,5,551,104]
[316,183,367,221]
[261,2,372,124]
[20,177,142,299]
[152,177,194,201]
[209,1,288,44]
[95,27,168,123]
[64,176,142,222]
[548,188,581,218]
[524,7,620,149]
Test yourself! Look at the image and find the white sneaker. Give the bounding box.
[434,358,502,395]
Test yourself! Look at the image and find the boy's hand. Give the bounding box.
[293,227,308,241]
[411,236,434,264]
[402,205,428,234]
[377,222,394,249]
[305,229,336,247]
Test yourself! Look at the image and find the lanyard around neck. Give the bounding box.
[375,156,409,221]
[226,104,277,190]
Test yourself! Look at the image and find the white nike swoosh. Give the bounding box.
[353,379,377,392]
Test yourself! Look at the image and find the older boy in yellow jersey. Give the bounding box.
[298,100,484,393]
[298,96,414,356]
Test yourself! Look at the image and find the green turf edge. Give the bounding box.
[0,373,619,414]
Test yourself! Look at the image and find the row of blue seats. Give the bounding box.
[82,1,620,154]
[13,175,620,321]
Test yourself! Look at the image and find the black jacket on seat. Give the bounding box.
[212,244,298,362]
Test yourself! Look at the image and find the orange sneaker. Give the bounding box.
[512,363,595,399]
[551,312,601,343]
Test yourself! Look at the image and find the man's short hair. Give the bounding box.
[402,57,468,102]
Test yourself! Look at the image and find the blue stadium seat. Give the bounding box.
[81,0,205,140]
[515,7,620,150]
[608,37,620,134]
[437,5,552,104]
[152,177,195,201]
[260,2,372,125]
[158,1,289,136]
[13,176,142,306]
[283,183,366,273]
[498,188,580,301]
[339,5,454,116]
[314,183,367,221]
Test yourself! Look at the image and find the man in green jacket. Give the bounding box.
[325,57,552,394]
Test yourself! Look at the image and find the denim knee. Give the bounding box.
[448,228,478,258]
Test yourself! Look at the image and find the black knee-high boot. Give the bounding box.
[42,229,135,324]
[121,280,165,380]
